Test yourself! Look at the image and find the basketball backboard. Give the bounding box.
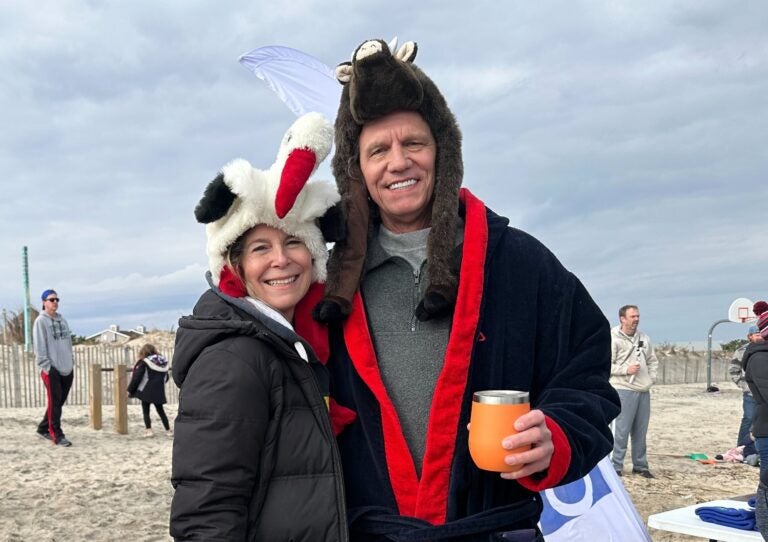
[728,297,755,323]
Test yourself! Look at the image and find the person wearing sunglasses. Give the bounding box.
[33,289,74,447]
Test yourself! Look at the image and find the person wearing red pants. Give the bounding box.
[33,289,74,447]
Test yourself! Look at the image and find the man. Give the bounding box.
[304,39,620,540]
[730,325,764,447]
[610,305,658,478]
[33,289,74,447]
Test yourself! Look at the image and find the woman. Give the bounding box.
[127,343,171,437]
[169,113,347,541]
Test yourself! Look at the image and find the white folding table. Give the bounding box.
[647,499,762,542]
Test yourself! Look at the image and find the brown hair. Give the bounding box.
[138,343,158,360]
[619,305,638,318]
[224,228,252,288]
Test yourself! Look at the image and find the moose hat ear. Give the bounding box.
[195,173,236,224]
[336,62,353,84]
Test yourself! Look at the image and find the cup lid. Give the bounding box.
[472,390,529,404]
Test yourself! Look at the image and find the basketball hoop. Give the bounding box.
[728,297,756,324]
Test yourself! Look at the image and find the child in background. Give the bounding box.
[127,344,171,437]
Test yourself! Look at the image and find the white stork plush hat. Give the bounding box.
[194,112,341,297]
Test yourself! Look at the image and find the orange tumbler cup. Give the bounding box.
[468,390,530,472]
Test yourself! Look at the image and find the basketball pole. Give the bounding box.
[705,319,731,392]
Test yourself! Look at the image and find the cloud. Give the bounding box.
[1,0,767,343]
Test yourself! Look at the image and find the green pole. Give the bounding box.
[22,246,31,352]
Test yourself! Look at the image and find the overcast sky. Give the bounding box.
[1,1,766,346]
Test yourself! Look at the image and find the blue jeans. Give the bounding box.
[738,393,756,446]
[755,438,768,482]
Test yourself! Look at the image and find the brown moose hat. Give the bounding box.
[313,38,464,323]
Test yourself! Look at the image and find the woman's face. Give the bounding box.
[237,224,313,321]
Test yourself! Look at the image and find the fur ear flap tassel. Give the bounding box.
[195,173,236,223]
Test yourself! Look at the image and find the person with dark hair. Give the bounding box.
[127,343,171,437]
[610,304,658,478]
[304,39,620,541]
[744,312,768,537]
[169,113,348,540]
[33,289,74,447]
[729,325,763,447]
[754,300,768,317]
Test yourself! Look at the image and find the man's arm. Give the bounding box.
[515,271,621,489]
[32,317,52,373]
[609,337,635,376]
[729,348,746,387]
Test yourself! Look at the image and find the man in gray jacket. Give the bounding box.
[34,289,74,447]
[610,304,658,478]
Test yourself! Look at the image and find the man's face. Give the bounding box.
[43,294,60,316]
[358,110,436,233]
[620,307,640,335]
[749,332,764,344]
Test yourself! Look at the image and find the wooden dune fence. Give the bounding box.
[0,344,178,409]
[0,345,735,409]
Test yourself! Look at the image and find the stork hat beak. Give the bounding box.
[275,148,317,219]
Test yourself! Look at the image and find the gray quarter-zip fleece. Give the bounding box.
[361,223,463,476]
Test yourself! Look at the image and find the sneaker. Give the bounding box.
[165,429,174,437]
[36,431,53,442]
[633,468,655,479]
[56,437,72,447]
[143,428,154,438]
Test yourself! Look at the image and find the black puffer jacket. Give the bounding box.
[745,342,768,440]
[169,286,348,541]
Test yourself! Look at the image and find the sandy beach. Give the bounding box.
[0,382,759,541]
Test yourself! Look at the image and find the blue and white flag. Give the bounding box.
[540,456,651,541]
[238,45,341,124]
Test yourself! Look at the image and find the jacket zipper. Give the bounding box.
[411,269,420,332]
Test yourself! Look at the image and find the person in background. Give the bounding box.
[743,311,768,537]
[306,38,620,541]
[729,325,763,447]
[610,304,659,478]
[33,289,74,447]
[170,113,348,540]
[127,343,171,438]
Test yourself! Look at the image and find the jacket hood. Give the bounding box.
[143,354,169,372]
[172,278,315,387]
